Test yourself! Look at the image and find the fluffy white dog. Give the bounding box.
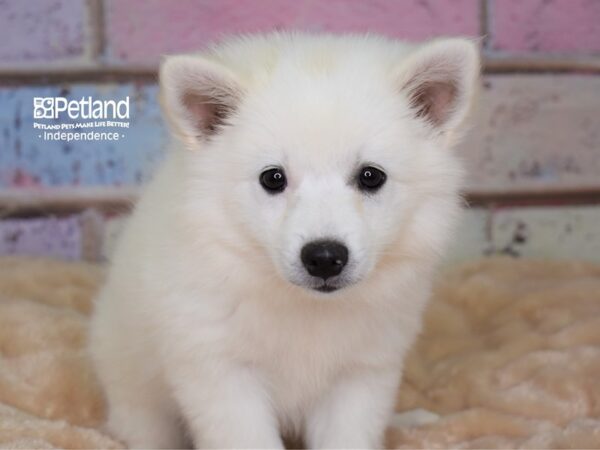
[90,32,479,449]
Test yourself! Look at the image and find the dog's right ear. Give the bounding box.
[160,55,244,149]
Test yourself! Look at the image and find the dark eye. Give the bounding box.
[358,166,386,192]
[260,167,287,193]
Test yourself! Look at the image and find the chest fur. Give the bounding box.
[220,296,405,415]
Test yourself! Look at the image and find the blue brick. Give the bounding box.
[0,84,167,187]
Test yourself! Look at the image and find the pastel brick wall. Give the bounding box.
[0,0,91,64]
[4,0,600,69]
[3,75,599,193]
[1,0,600,261]
[489,0,600,53]
[104,0,480,65]
[0,216,82,260]
[0,84,165,187]
[446,206,600,264]
[463,75,600,193]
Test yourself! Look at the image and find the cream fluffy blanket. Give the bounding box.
[0,257,599,449]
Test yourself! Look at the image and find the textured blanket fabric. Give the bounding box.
[0,256,599,449]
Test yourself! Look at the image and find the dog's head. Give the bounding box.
[160,34,479,296]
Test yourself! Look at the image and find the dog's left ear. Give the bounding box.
[395,38,480,134]
[160,55,244,149]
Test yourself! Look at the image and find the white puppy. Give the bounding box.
[90,32,479,449]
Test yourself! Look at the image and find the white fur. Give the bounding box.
[90,32,479,449]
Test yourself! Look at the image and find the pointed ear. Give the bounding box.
[159,55,244,148]
[396,38,480,133]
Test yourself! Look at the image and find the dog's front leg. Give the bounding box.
[306,368,399,449]
[170,364,284,449]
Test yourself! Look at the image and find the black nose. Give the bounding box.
[301,240,349,280]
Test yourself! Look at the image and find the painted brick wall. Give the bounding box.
[0,0,92,64]
[0,84,165,187]
[0,0,599,261]
[1,0,597,68]
[2,75,598,192]
[104,0,481,65]
[1,0,598,191]
[0,215,82,260]
[490,0,600,53]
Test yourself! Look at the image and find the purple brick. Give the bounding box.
[0,216,82,260]
[105,0,480,64]
[0,0,89,64]
[490,0,600,53]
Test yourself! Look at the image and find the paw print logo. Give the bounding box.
[33,97,55,119]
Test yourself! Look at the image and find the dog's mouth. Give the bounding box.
[315,284,339,293]
[285,272,348,295]
[290,277,346,294]
[311,276,355,293]
[286,263,361,295]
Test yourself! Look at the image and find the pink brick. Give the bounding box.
[105,0,480,64]
[0,0,88,64]
[490,0,600,53]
